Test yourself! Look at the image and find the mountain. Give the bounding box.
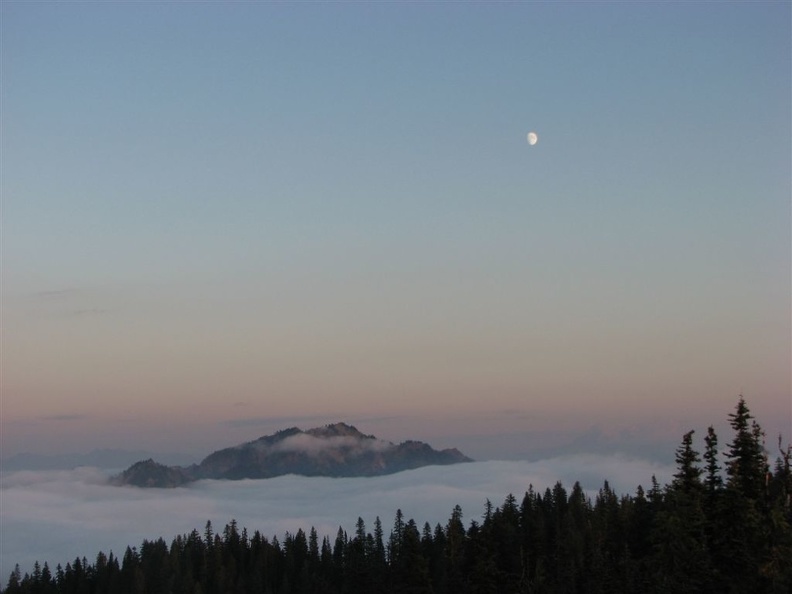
[112,422,472,488]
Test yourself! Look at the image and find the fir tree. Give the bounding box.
[725,396,768,501]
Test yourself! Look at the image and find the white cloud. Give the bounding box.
[0,456,672,582]
[270,433,394,456]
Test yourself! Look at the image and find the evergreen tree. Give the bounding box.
[345,518,372,593]
[392,519,432,594]
[652,431,710,593]
[426,523,448,594]
[468,501,499,594]
[708,398,770,592]
[703,426,723,494]
[445,505,466,594]
[389,509,405,566]
[671,430,703,493]
[5,565,22,594]
[725,396,768,500]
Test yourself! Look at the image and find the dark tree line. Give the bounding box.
[5,397,791,593]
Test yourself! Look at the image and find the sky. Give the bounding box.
[0,456,675,580]
[1,3,790,461]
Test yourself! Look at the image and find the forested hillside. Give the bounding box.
[5,397,791,593]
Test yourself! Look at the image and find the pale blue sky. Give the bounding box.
[2,2,790,458]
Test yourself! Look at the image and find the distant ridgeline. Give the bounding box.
[111,422,472,487]
[6,397,791,593]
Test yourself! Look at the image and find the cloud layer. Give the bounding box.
[269,433,394,456]
[0,455,673,581]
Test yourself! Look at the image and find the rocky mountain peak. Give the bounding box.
[113,423,472,488]
[305,422,373,439]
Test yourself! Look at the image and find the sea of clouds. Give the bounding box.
[0,456,672,582]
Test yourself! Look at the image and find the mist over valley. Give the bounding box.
[0,454,674,581]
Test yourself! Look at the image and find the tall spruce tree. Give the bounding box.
[711,397,771,592]
[725,396,768,501]
[653,430,710,593]
[703,426,723,494]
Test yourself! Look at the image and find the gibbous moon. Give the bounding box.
[527,132,538,146]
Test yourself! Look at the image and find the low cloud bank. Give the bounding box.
[0,455,672,581]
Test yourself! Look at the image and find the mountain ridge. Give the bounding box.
[112,422,472,488]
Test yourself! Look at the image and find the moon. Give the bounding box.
[527,131,538,146]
